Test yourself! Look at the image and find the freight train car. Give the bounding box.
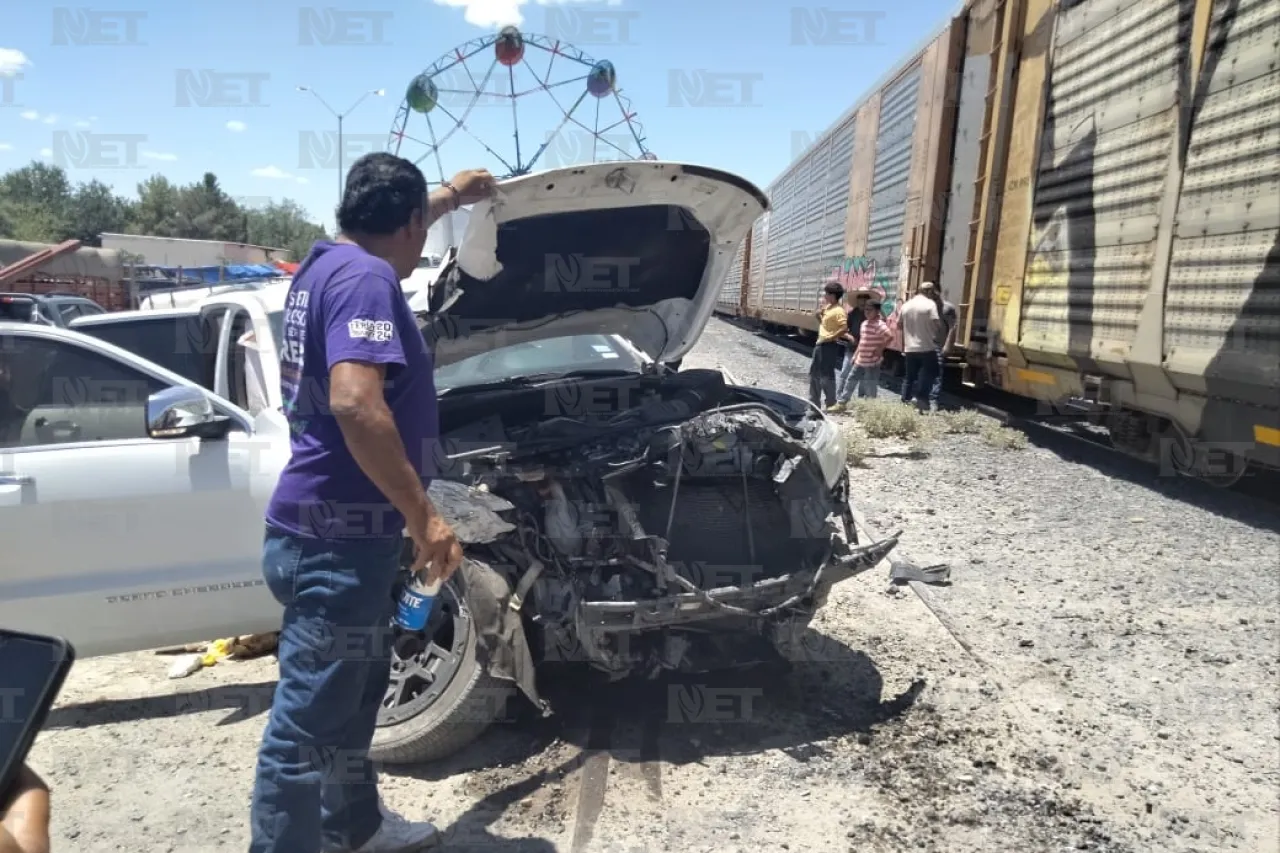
[960,0,1280,481]
[716,0,1280,479]
[717,11,968,335]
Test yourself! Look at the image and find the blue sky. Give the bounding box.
[1,0,958,232]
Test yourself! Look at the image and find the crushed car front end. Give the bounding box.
[371,159,901,763]
[420,366,899,692]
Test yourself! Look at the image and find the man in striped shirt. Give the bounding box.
[828,298,891,413]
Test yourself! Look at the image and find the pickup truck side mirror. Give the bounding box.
[146,385,231,440]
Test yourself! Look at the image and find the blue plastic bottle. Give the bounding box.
[394,576,443,632]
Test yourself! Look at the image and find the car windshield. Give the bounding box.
[434,334,646,392]
[258,318,643,392]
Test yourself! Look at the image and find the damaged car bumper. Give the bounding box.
[576,532,901,633]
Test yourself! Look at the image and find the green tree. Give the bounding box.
[245,200,328,261]
[66,180,133,246]
[0,161,73,241]
[0,162,328,256]
[131,175,183,236]
[174,172,244,242]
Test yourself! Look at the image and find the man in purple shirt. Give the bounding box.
[249,153,494,853]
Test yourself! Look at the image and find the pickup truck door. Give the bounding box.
[198,298,280,411]
[0,326,285,657]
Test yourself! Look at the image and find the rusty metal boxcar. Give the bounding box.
[717,0,1279,477]
[720,12,967,333]
[964,0,1280,477]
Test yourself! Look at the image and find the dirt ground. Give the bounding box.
[27,318,1280,852]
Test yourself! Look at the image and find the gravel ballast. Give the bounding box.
[25,317,1280,852]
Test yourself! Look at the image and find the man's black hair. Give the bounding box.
[336,152,428,236]
[823,281,845,299]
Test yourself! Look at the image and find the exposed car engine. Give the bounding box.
[430,368,862,684]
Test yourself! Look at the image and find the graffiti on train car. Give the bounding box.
[824,256,897,317]
[1022,208,1070,305]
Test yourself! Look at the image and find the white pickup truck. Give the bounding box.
[0,161,879,763]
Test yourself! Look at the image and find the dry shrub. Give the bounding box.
[939,409,988,435]
[850,399,926,440]
[982,423,1028,450]
[840,424,873,467]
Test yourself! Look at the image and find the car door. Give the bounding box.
[198,298,281,412]
[0,326,284,657]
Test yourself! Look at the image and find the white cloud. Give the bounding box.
[252,165,308,184]
[39,147,52,158]
[0,48,30,77]
[19,110,38,121]
[226,120,247,132]
[0,142,13,151]
[251,165,292,179]
[431,0,621,29]
[41,114,57,125]
[74,118,95,128]
[142,150,178,162]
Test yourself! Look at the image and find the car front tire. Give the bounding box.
[370,578,507,764]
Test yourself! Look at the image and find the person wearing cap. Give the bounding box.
[828,296,891,412]
[810,280,848,409]
[898,281,943,412]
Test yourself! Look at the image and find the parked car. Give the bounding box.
[0,161,899,764]
[69,308,219,392]
[0,292,106,327]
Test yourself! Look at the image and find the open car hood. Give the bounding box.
[411,161,769,367]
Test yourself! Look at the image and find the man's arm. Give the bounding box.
[423,169,498,232]
[330,363,432,529]
[423,185,461,233]
[322,273,433,531]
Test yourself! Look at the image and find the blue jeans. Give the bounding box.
[835,348,857,402]
[901,352,939,409]
[930,349,945,403]
[249,525,404,853]
[853,364,881,400]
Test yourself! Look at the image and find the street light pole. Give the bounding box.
[296,85,386,203]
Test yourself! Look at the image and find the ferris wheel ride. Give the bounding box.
[388,26,655,190]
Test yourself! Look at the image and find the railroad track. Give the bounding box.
[730,318,1280,508]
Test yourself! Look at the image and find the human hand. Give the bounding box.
[408,504,463,586]
[0,765,50,853]
[447,169,496,206]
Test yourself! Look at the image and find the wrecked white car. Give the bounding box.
[375,162,899,761]
[0,161,899,765]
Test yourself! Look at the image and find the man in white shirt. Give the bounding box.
[897,281,943,411]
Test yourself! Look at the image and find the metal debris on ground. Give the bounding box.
[889,559,952,586]
[159,633,280,679]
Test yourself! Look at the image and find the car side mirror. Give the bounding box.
[146,385,230,440]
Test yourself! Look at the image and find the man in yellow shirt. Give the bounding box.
[809,280,848,408]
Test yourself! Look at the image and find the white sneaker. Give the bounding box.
[329,805,442,853]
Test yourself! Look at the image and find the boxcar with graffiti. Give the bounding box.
[714,0,1279,479]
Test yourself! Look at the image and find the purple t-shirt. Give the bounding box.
[265,241,438,539]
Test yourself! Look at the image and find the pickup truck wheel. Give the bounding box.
[370,578,504,764]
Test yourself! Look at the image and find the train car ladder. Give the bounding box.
[959,0,1021,380]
